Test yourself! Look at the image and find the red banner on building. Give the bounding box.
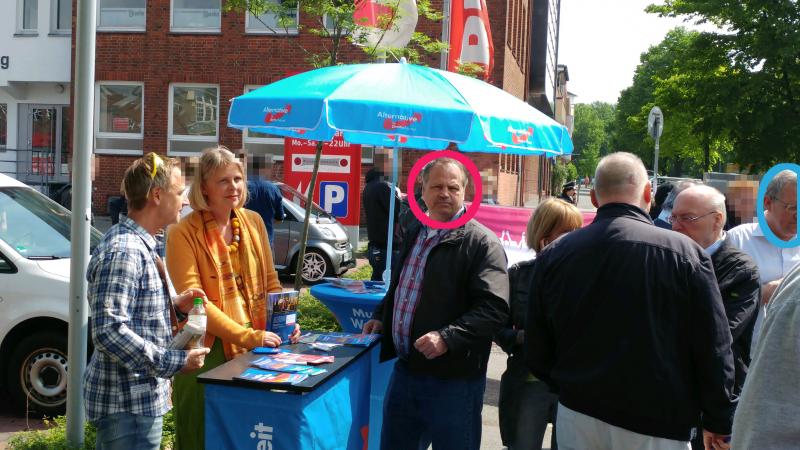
[447,0,495,79]
[283,133,362,226]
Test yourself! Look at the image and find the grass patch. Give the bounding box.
[8,412,175,450]
[297,289,342,332]
[343,264,372,281]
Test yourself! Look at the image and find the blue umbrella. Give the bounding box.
[228,58,573,284]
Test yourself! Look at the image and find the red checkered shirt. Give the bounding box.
[392,227,447,358]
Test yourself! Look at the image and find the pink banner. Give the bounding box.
[471,203,596,265]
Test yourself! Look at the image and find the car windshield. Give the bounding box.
[0,187,102,258]
[277,184,336,224]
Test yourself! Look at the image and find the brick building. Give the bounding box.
[74,0,564,215]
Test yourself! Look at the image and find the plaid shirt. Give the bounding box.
[84,217,187,421]
[392,225,449,358]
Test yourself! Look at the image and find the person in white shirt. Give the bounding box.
[726,170,799,352]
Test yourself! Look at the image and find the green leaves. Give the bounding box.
[572,102,615,178]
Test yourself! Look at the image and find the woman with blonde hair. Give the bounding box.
[166,146,299,450]
[495,197,583,450]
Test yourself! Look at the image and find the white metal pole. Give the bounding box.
[382,140,400,286]
[67,0,97,445]
[440,0,451,70]
[653,119,660,193]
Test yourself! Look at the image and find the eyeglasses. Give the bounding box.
[667,211,717,225]
[772,198,798,213]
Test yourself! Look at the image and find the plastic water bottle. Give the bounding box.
[187,297,206,349]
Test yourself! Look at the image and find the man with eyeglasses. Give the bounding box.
[85,153,210,450]
[671,185,760,450]
[726,170,799,353]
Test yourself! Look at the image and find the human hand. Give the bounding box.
[363,319,383,334]
[262,331,282,348]
[173,288,207,314]
[289,324,301,344]
[181,347,210,373]
[702,430,731,450]
[414,331,448,359]
[762,279,782,305]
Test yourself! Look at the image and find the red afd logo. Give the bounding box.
[386,135,409,144]
[508,126,533,144]
[380,112,423,130]
[264,104,292,124]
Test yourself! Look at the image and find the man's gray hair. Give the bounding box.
[765,170,797,200]
[593,152,648,201]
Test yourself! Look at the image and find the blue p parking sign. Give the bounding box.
[320,181,348,217]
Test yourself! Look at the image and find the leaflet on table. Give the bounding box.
[235,368,308,385]
[271,352,335,366]
[250,356,327,376]
[300,332,380,347]
[267,290,299,343]
[322,277,386,294]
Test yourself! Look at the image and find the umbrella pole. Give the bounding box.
[382,139,400,286]
[294,141,325,290]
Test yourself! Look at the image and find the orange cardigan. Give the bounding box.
[166,209,283,353]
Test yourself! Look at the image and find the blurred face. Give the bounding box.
[422,163,466,222]
[765,182,797,240]
[670,192,721,248]
[202,163,244,212]
[157,167,187,226]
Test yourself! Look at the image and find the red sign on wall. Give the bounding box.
[283,133,362,226]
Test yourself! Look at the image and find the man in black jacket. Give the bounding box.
[526,152,735,450]
[363,157,509,450]
[671,185,760,450]
[362,151,402,281]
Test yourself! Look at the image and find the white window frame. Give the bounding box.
[17,0,39,35]
[94,81,145,155]
[170,0,221,33]
[242,85,285,161]
[245,1,299,35]
[96,0,147,32]
[50,0,71,35]
[168,83,220,156]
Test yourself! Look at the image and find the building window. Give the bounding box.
[18,0,38,33]
[98,0,146,31]
[169,84,219,154]
[246,0,299,34]
[0,104,7,148]
[242,86,285,160]
[171,0,221,33]
[51,0,71,33]
[95,82,144,155]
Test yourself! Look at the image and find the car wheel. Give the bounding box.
[6,331,68,416]
[301,249,331,284]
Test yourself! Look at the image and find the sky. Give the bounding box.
[558,0,701,105]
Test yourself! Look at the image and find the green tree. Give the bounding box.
[611,27,734,177]
[647,0,800,170]
[572,102,615,178]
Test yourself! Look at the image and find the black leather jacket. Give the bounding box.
[373,218,509,379]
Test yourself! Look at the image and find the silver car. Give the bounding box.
[271,183,355,283]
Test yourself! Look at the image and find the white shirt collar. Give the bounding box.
[705,231,726,255]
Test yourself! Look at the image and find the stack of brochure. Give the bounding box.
[235,369,308,385]
[267,290,299,343]
[300,332,381,347]
[323,278,386,294]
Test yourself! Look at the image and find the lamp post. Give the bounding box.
[647,106,664,192]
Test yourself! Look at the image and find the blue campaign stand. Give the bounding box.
[310,283,395,450]
[310,282,386,333]
[200,344,372,450]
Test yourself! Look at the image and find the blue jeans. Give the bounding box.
[93,412,163,450]
[380,360,486,450]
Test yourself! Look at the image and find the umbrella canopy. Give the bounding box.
[228,59,573,155]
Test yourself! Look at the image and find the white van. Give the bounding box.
[0,173,102,415]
